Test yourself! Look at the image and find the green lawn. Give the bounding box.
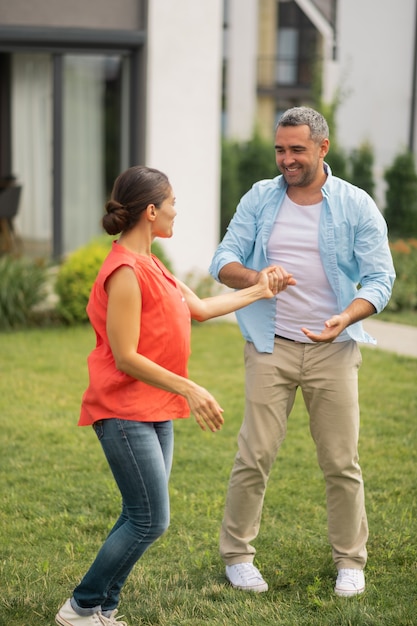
[0,322,416,625]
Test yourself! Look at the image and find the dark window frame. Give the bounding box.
[0,25,146,258]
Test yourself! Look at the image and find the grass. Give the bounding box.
[377,309,417,327]
[0,322,416,625]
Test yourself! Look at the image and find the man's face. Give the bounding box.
[274,124,329,188]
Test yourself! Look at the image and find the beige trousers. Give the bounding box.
[220,337,368,570]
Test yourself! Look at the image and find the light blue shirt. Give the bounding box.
[209,165,396,353]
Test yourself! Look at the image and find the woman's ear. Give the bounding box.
[146,203,157,220]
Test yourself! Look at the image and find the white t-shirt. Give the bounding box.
[267,194,345,342]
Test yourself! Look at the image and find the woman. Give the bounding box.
[55,166,293,626]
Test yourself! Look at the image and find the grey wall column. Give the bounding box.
[52,53,63,260]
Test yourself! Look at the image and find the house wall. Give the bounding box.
[225,0,259,141]
[334,0,416,207]
[1,0,223,277]
[0,0,143,30]
[146,0,223,277]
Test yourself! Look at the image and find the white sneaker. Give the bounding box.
[100,610,128,626]
[225,563,268,592]
[55,599,128,626]
[334,568,365,597]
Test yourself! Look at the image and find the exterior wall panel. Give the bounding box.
[0,0,143,30]
[146,0,223,277]
[334,0,415,206]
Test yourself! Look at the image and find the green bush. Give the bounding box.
[349,141,375,198]
[384,150,417,238]
[326,143,349,179]
[237,132,278,196]
[220,133,278,239]
[55,235,173,325]
[220,138,241,238]
[386,238,417,311]
[0,255,48,330]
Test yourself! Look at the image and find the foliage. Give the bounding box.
[183,270,224,325]
[316,94,375,192]
[220,138,241,238]
[220,133,277,238]
[0,255,48,330]
[386,238,417,311]
[55,235,173,325]
[325,144,349,180]
[237,131,277,196]
[183,270,223,300]
[384,150,417,238]
[349,141,375,198]
[55,235,113,324]
[0,323,416,625]
[316,91,349,180]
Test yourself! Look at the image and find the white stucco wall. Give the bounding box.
[225,0,259,140]
[334,0,416,207]
[146,0,223,277]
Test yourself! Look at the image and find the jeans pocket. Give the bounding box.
[93,420,104,440]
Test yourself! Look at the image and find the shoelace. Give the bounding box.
[337,568,363,588]
[234,563,263,581]
[99,610,128,626]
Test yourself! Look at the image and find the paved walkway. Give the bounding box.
[363,319,417,359]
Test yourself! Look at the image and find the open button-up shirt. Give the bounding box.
[209,165,396,354]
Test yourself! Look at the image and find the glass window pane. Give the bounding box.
[11,53,53,255]
[276,28,299,85]
[62,54,128,254]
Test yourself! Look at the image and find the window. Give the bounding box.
[62,54,129,253]
[10,51,130,257]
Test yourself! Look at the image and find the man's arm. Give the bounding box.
[218,262,259,289]
[219,262,296,292]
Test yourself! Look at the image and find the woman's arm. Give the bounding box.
[178,265,296,321]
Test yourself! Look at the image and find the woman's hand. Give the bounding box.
[256,265,296,297]
[184,382,224,432]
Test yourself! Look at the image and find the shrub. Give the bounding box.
[220,138,241,238]
[349,141,375,198]
[55,236,112,324]
[0,255,48,330]
[237,132,278,197]
[220,133,277,240]
[386,238,417,311]
[55,235,173,324]
[384,150,417,238]
[326,143,349,180]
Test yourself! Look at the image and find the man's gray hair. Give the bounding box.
[277,107,329,142]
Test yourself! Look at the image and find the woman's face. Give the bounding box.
[152,187,177,238]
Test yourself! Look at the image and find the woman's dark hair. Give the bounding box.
[102,166,171,235]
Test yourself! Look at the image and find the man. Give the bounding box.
[209,107,395,597]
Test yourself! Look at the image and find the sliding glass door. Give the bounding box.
[11,51,130,258]
[62,54,129,254]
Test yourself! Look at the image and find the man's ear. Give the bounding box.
[320,138,330,158]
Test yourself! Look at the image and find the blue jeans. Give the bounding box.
[71,418,173,615]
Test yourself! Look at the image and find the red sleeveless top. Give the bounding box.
[79,242,191,425]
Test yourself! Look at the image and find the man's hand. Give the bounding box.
[302,299,376,343]
[301,313,351,343]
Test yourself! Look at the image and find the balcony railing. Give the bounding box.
[257,53,321,92]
